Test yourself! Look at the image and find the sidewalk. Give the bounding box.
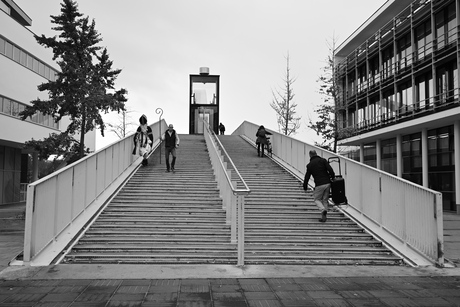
[1,204,460,307]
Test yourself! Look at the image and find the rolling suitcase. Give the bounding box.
[328,157,348,205]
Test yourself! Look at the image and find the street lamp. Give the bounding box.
[155,107,163,164]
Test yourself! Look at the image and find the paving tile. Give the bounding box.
[214,301,248,307]
[151,280,180,286]
[149,285,180,293]
[211,284,242,292]
[244,292,277,300]
[306,290,342,300]
[177,301,212,307]
[89,280,122,287]
[346,299,386,307]
[239,279,268,285]
[19,286,54,294]
[84,286,118,294]
[0,293,11,302]
[2,292,47,303]
[40,292,80,302]
[28,280,61,287]
[292,278,319,284]
[275,291,312,300]
[74,293,111,302]
[105,301,142,307]
[68,302,107,307]
[180,285,209,293]
[247,299,282,307]
[379,297,420,307]
[368,290,407,298]
[116,285,149,294]
[144,292,178,301]
[109,293,145,301]
[50,285,87,293]
[427,288,460,297]
[280,300,317,307]
[335,290,375,299]
[313,298,352,307]
[178,292,211,301]
[270,284,301,291]
[0,285,23,294]
[180,280,209,286]
[34,302,73,307]
[386,282,423,290]
[0,303,36,307]
[410,297,458,307]
[299,283,331,291]
[358,283,392,290]
[58,280,92,287]
[266,278,296,285]
[209,278,239,285]
[398,289,439,298]
[120,279,151,286]
[141,302,176,307]
[443,296,460,306]
[212,292,245,301]
[240,284,271,292]
[0,280,31,287]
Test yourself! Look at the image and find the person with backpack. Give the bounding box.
[133,114,154,166]
[255,125,272,157]
[303,150,335,222]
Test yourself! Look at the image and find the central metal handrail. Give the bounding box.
[201,119,250,266]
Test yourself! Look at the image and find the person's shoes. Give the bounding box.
[318,210,327,222]
[165,169,170,172]
[171,167,175,172]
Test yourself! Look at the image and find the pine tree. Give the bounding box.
[20,0,127,161]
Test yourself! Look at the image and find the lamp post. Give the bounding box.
[155,108,163,164]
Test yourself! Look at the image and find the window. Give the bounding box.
[416,19,432,60]
[347,71,356,97]
[415,72,433,110]
[436,60,458,105]
[382,90,396,121]
[381,138,397,175]
[357,64,367,92]
[368,56,380,86]
[363,142,377,168]
[0,37,5,54]
[397,33,412,71]
[5,41,13,58]
[382,45,394,79]
[402,133,422,185]
[397,81,413,115]
[436,3,457,50]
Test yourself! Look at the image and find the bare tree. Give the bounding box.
[270,53,301,136]
[107,109,137,139]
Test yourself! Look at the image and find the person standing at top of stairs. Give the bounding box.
[163,124,180,172]
[303,150,335,223]
[133,114,154,166]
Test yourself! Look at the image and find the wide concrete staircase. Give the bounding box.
[218,135,403,265]
[63,135,236,264]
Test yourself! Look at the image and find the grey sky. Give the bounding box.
[14,0,387,149]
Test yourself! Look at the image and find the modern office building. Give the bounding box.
[0,0,95,206]
[335,0,459,213]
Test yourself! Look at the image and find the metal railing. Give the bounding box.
[233,121,444,266]
[201,119,250,266]
[23,119,168,265]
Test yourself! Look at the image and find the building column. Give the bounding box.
[455,120,460,214]
[376,139,382,170]
[32,152,39,182]
[360,143,364,163]
[421,128,429,188]
[396,134,402,178]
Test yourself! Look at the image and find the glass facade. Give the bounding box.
[0,146,22,204]
[363,142,377,168]
[381,138,397,175]
[402,133,422,185]
[428,126,455,211]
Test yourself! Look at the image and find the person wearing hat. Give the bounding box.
[133,114,153,166]
[163,124,180,172]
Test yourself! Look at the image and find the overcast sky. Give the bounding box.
[14,0,387,149]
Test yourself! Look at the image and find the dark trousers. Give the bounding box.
[257,143,265,156]
[165,147,176,170]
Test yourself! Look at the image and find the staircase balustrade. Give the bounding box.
[233,121,444,267]
[202,119,250,266]
[23,120,168,265]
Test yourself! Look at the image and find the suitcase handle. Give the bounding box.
[328,157,342,176]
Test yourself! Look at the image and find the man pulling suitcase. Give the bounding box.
[303,150,335,222]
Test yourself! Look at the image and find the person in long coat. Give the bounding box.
[255,125,272,157]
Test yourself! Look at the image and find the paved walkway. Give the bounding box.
[1,203,460,306]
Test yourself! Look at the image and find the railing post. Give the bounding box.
[231,181,237,243]
[435,192,444,267]
[237,193,245,266]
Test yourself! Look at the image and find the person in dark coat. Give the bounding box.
[133,114,153,166]
[255,125,272,157]
[303,150,335,222]
[218,123,226,135]
[163,124,180,172]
